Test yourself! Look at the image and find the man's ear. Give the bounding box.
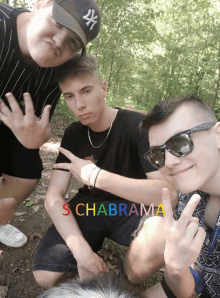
[34,0,43,11]
[102,81,108,98]
[34,0,49,11]
[215,122,220,148]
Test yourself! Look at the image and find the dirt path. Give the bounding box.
[0,115,161,298]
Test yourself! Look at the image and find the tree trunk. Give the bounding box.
[193,71,205,95]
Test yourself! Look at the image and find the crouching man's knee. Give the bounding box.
[1,174,39,203]
[33,270,64,288]
[124,216,166,284]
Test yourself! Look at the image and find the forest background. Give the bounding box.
[2,0,220,120]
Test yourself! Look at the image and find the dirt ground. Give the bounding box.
[0,115,162,298]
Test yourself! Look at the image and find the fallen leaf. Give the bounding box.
[32,205,40,213]
[25,200,34,207]
[114,269,121,275]
[106,262,116,270]
[40,182,46,188]
[0,285,8,297]
[15,212,27,217]
[30,233,42,241]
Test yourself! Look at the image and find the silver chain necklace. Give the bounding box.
[88,123,113,148]
[88,109,114,149]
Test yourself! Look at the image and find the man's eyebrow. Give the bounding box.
[150,131,182,150]
[63,86,93,96]
[63,92,73,96]
[149,129,185,149]
[80,85,93,91]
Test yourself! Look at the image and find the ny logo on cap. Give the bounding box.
[83,9,98,30]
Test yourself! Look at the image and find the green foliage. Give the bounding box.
[54,95,77,121]
[0,0,27,7]
[91,0,220,114]
[13,0,27,8]
[90,0,160,107]
[214,105,220,121]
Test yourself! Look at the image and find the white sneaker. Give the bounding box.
[0,224,27,248]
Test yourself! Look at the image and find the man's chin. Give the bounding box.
[177,185,199,195]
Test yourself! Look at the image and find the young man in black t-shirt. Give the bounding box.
[0,0,100,247]
[33,54,177,287]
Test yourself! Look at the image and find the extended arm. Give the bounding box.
[95,170,177,207]
[44,169,108,279]
[53,147,178,207]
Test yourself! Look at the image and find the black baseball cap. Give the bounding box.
[53,0,101,57]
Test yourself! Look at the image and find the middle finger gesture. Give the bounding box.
[162,188,206,273]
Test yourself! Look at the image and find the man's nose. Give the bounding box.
[164,150,182,168]
[75,96,86,110]
[53,28,69,48]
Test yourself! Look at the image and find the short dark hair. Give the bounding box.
[141,95,217,131]
[56,53,100,83]
[37,272,142,298]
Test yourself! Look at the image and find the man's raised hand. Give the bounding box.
[162,188,206,273]
[0,93,51,149]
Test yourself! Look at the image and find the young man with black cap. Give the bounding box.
[0,0,100,248]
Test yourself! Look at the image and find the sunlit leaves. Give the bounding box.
[88,0,220,111]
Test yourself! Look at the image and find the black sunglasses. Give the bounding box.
[145,122,216,169]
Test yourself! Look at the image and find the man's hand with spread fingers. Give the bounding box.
[0,93,51,149]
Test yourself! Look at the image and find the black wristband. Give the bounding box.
[161,278,177,298]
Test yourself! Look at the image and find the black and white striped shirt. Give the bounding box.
[0,3,61,118]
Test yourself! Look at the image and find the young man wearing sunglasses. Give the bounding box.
[125,95,220,297]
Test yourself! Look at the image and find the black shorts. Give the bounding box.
[0,122,43,179]
[33,195,163,273]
